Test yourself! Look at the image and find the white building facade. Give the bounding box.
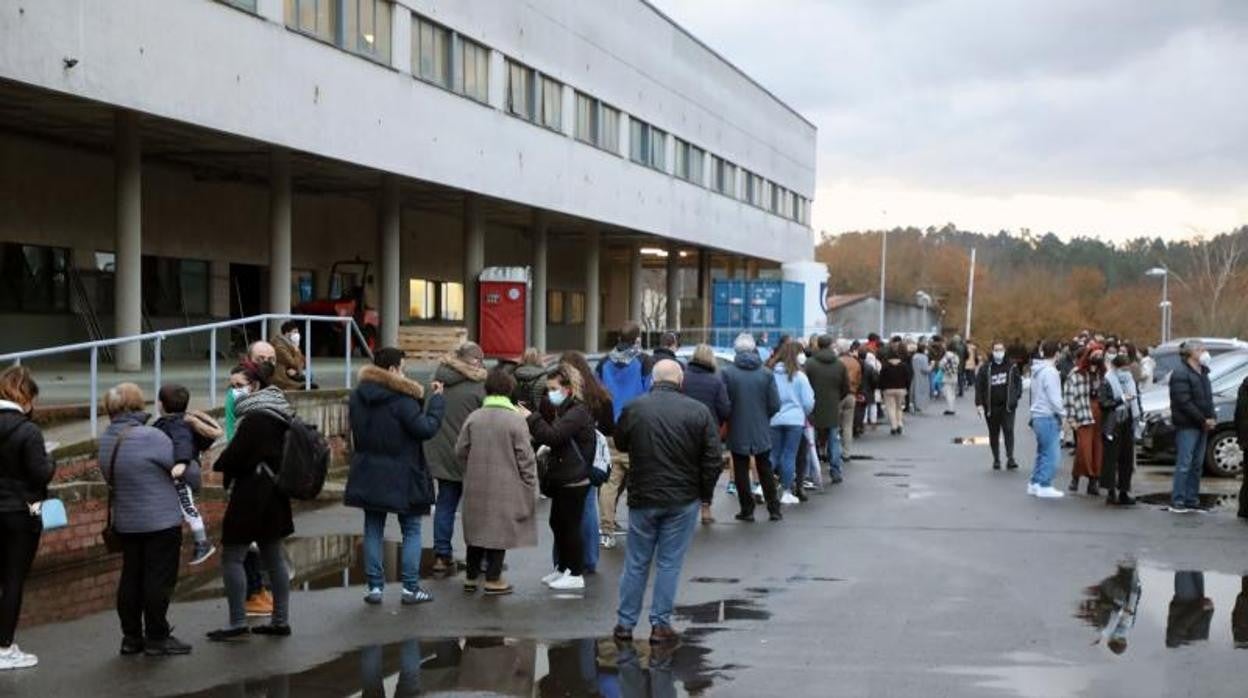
[0,0,817,364]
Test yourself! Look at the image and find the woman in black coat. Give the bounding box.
[680,345,730,523]
[208,362,294,641]
[0,367,52,670]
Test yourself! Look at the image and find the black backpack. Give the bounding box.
[275,416,329,500]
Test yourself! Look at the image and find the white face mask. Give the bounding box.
[1199,351,1212,367]
[548,390,567,407]
[288,332,301,347]
[1105,353,1118,363]
[992,350,1005,362]
[230,386,251,401]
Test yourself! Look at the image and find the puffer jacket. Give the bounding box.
[0,403,53,513]
[805,349,849,429]
[615,384,722,509]
[424,355,487,482]
[346,365,445,515]
[721,351,780,454]
[1170,362,1214,430]
[511,364,547,410]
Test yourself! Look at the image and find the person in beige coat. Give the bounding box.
[454,367,538,595]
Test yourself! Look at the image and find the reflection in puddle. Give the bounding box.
[1075,562,1248,652]
[176,634,733,697]
[1135,492,1239,511]
[689,576,741,584]
[675,598,771,624]
[873,472,909,478]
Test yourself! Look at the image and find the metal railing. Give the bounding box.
[0,314,373,438]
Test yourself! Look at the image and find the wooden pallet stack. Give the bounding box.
[397,325,468,362]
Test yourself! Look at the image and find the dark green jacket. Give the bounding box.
[805,348,849,429]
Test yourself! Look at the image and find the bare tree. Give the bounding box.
[1171,230,1246,335]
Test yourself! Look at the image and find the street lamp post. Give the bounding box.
[878,211,888,338]
[1145,267,1170,344]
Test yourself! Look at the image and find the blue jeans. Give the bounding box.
[827,428,843,479]
[769,425,804,491]
[433,479,463,559]
[360,639,422,695]
[617,501,700,630]
[363,510,423,591]
[553,486,601,573]
[1172,428,1207,507]
[1030,415,1061,487]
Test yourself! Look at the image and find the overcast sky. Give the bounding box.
[653,0,1248,241]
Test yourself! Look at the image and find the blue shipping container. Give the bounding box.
[711,280,805,348]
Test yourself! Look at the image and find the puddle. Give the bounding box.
[952,436,991,445]
[1075,562,1248,653]
[674,598,771,624]
[786,575,844,583]
[176,633,735,697]
[894,483,910,488]
[873,472,909,478]
[1134,492,1239,511]
[690,576,741,584]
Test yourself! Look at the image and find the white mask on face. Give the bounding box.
[288,332,301,347]
[548,389,567,407]
[230,386,251,400]
[992,350,1005,363]
[1199,351,1212,367]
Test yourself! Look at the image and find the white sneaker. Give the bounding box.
[0,644,38,670]
[1035,486,1065,499]
[549,573,585,591]
[541,570,565,586]
[1027,483,1039,496]
[779,490,800,505]
[600,534,617,550]
[751,483,763,497]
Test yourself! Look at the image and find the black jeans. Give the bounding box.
[0,511,41,647]
[550,485,588,576]
[465,546,506,582]
[1100,417,1135,493]
[794,434,811,487]
[116,526,182,641]
[986,407,1016,461]
[731,452,780,516]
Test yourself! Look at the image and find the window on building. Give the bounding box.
[712,156,737,197]
[548,290,565,324]
[343,0,392,61]
[575,92,597,145]
[440,281,464,321]
[540,75,563,131]
[293,269,315,305]
[506,59,535,121]
[142,256,210,317]
[629,119,647,164]
[769,182,782,214]
[674,139,704,185]
[457,36,490,103]
[408,279,464,321]
[568,292,586,325]
[674,139,688,180]
[0,243,70,313]
[629,118,667,170]
[649,127,667,171]
[217,0,258,12]
[412,15,451,88]
[600,104,620,153]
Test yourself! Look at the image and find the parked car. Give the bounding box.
[1147,337,1248,386]
[1139,349,1248,477]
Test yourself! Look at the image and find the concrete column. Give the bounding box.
[114,110,142,371]
[378,175,401,348]
[630,243,644,324]
[698,249,712,334]
[463,195,486,340]
[584,229,602,352]
[268,148,292,335]
[531,212,549,352]
[665,246,681,330]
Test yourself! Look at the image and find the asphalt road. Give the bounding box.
[5,393,1248,697]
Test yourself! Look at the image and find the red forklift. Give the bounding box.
[293,258,379,355]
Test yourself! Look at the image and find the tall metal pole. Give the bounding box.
[1161,272,1169,344]
[878,229,887,337]
[965,248,976,339]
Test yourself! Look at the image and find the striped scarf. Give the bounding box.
[234,386,294,424]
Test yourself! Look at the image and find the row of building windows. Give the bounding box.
[408,278,586,325]
[249,1,812,226]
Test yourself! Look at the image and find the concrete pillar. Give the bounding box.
[114,110,142,371]
[268,148,292,335]
[698,249,712,336]
[378,175,401,348]
[584,229,602,352]
[630,243,644,325]
[463,195,486,340]
[665,246,680,330]
[531,213,549,352]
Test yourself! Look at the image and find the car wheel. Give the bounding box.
[1204,429,1243,478]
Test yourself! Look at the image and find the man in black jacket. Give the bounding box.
[612,360,721,646]
[1169,341,1215,513]
[1236,375,1248,519]
[974,341,1023,471]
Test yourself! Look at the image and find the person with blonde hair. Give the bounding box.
[426,341,487,574]
[0,366,53,670]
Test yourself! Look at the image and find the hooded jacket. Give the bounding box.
[721,351,781,454]
[616,383,722,509]
[347,365,445,515]
[425,355,487,482]
[596,344,654,420]
[805,349,849,430]
[769,364,815,427]
[0,403,53,514]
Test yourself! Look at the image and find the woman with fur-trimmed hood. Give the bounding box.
[425,342,488,574]
[346,347,445,604]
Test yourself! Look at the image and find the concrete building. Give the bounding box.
[0,0,816,366]
[826,294,941,340]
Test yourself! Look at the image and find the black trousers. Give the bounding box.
[794,433,812,487]
[0,511,41,647]
[550,485,588,576]
[116,526,182,641]
[732,452,780,516]
[986,407,1016,461]
[1099,417,1135,493]
[466,546,506,582]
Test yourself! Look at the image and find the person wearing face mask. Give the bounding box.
[1064,344,1105,496]
[1168,341,1215,513]
[1098,354,1139,506]
[1028,340,1067,499]
[975,342,1022,471]
[520,364,597,591]
[271,321,311,392]
[0,367,53,670]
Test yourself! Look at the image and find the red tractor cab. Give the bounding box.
[293,258,378,355]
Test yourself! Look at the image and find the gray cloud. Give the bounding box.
[654,0,1248,197]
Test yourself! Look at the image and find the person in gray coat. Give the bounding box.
[910,343,931,415]
[425,342,487,573]
[720,334,782,522]
[98,383,191,657]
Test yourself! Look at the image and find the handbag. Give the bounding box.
[101,425,136,554]
[36,498,68,530]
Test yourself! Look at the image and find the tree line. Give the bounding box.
[815,224,1248,347]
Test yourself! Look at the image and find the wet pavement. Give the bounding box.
[7,395,1248,696]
